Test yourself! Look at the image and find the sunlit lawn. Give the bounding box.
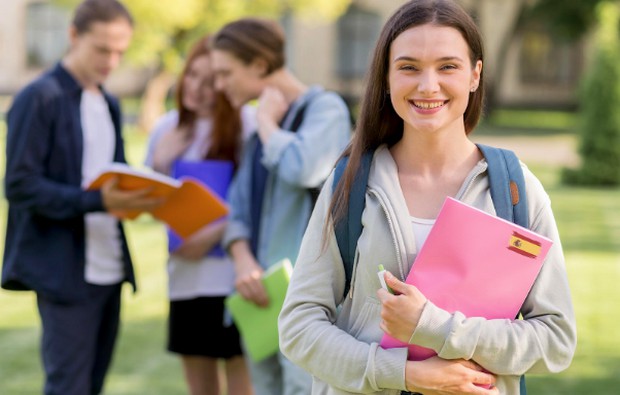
[1,117,620,394]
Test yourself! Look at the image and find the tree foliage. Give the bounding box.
[55,0,351,73]
[54,0,351,131]
[562,1,620,186]
[484,0,606,113]
[528,0,602,42]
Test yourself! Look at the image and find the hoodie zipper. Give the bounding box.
[370,189,406,281]
[348,189,405,299]
[458,162,487,200]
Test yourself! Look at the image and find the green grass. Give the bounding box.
[489,109,577,130]
[478,109,579,136]
[2,117,620,394]
[524,175,620,394]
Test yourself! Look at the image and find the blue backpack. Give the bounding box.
[331,143,528,394]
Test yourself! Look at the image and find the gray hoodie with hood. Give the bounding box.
[279,145,576,395]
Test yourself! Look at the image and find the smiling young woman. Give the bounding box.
[278,1,576,394]
[388,25,482,140]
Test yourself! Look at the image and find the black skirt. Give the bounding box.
[167,296,244,359]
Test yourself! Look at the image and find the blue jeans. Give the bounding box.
[245,349,312,395]
[37,283,122,395]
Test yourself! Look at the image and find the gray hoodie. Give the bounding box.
[279,145,576,394]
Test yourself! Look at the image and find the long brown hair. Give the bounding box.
[329,0,485,227]
[175,35,243,166]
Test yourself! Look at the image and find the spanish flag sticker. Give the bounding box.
[508,232,542,259]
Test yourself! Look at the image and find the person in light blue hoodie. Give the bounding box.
[211,17,353,395]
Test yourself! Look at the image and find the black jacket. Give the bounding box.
[2,63,136,303]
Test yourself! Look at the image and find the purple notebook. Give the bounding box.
[167,159,234,257]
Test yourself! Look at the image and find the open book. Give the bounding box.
[225,259,293,362]
[86,162,228,239]
[167,160,234,255]
[380,197,553,360]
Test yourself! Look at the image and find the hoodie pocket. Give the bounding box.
[348,296,382,340]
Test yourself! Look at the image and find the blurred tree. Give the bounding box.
[528,0,601,41]
[54,0,351,132]
[483,0,605,114]
[562,1,620,186]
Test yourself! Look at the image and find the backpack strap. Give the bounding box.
[476,143,529,395]
[332,151,374,299]
[476,144,529,228]
[288,89,324,205]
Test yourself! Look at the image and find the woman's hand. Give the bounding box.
[151,127,193,174]
[229,240,269,307]
[377,271,427,343]
[172,220,226,261]
[405,357,498,394]
[256,86,288,144]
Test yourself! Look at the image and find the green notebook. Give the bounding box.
[225,259,293,362]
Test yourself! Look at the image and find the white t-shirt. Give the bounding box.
[411,216,436,252]
[145,106,256,300]
[80,90,124,285]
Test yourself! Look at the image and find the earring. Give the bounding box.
[470,87,477,93]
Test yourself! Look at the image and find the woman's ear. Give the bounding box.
[471,60,482,91]
[250,57,270,78]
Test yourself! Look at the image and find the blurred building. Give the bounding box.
[0,0,152,99]
[0,0,586,110]
[288,0,586,110]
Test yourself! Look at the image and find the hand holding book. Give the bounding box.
[166,159,233,254]
[379,197,552,361]
[377,270,427,344]
[225,259,293,362]
[99,175,166,218]
[86,162,229,239]
[171,220,227,261]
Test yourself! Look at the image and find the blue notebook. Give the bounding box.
[167,159,234,256]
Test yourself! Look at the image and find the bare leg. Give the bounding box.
[224,355,254,395]
[181,355,220,395]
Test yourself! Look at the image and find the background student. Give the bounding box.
[278,0,576,394]
[145,35,255,395]
[1,1,163,394]
[211,17,352,395]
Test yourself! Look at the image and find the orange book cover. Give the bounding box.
[86,163,229,238]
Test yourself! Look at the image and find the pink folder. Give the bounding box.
[380,197,553,360]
